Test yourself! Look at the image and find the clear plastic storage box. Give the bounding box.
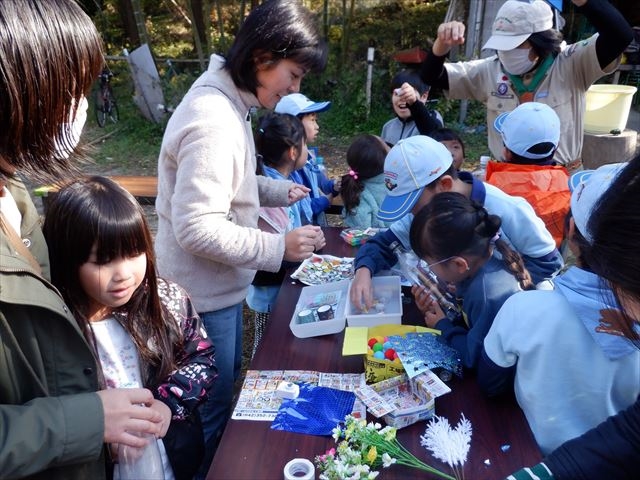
[289,279,350,338]
[346,275,403,327]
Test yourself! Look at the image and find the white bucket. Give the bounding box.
[584,84,637,134]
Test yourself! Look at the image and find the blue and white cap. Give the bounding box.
[275,93,331,116]
[377,136,453,222]
[494,102,560,160]
[569,163,626,243]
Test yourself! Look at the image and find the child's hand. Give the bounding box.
[288,183,310,204]
[333,177,342,192]
[350,267,374,312]
[395,82,419,106]
[148,399,172,438]
[411,285,444,328]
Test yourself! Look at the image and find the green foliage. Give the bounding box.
[87,1,493,171]
[83,70,165,174]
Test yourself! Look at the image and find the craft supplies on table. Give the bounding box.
[290,254,354,285]
[289,279,349,338]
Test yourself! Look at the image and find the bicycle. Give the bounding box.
[94,68,119,127]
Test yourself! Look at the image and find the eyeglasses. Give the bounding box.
[422,256,456,270]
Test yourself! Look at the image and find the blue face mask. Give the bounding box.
[498,48,537,75]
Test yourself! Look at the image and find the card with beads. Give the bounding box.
[290,254,354,285]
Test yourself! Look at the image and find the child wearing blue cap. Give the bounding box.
[349,135,563,312]
[479,162,640,456]
[275,93,340,225]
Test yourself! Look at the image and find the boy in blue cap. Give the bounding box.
[276,93,340,225]
[349,135,563,311]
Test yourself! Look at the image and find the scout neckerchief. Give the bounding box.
[507,54,555,103]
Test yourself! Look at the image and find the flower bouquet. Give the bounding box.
[315,414,471,479]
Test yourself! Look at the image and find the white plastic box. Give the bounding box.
[289,279,349,338]
[346,275,403,327]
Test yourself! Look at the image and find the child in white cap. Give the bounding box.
[494,101,560,165]
[275,93,340,225]
[479,162,640,458]
[419,0,632,170]
[349,135,563,311]
[489,102,570,247]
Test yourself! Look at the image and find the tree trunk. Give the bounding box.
[117,0,140,46]
[187,0,207,69]
[323,0,329,39]
[130,0,150,46]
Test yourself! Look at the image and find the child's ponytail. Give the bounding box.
[494,239,534,291]
[474,205,534,291]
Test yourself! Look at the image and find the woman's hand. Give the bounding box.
[97,388,164,448]
[288,183,310,205]
[284,225,323,261]
[433,21,466,56]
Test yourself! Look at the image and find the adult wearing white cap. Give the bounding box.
[420,0,632,171]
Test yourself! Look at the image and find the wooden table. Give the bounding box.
[208,227,542,479]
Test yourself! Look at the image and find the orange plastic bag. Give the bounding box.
[485,161,570,248]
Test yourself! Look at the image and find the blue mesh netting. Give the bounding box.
[270,383,355,436]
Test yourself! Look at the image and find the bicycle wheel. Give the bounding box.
[94,89,107,127]
[107,98,119,124]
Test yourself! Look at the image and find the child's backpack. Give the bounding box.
[485,161,570,248]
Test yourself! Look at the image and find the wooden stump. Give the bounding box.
[582,129,638,169]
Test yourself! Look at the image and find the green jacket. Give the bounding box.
[0,177,106,480]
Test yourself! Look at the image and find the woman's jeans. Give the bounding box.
[195,303,243,478]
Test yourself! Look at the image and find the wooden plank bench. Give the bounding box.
[34,175,158,214]
[34,175,345,218]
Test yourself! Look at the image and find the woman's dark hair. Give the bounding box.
[585,154,640,346]
[430,128,466,159]
[42,176,182,385]
[391,69,430,95]
[409,192,534,290]
[255,112,306,175]
[341,134,388,214]
[225,0,328,94]
[528,29,564,60]
[0,0,104,183]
